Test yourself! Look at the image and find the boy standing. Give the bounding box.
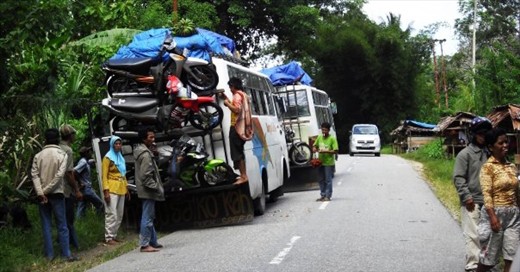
[313,122,339,201]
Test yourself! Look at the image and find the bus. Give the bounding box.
[274,84,337,147]
[204,57,290,215]
[90,57,290,228]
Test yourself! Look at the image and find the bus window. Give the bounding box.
[266,91,276,116]
[283,90,310,118]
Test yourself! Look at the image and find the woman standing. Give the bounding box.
[102,136,129,245]
[477,128,520,272]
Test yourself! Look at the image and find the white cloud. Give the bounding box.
[363,0,461,55]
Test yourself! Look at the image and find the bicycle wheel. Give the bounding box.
[289,142,312,166]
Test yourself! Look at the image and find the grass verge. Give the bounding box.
[0,205,142,272]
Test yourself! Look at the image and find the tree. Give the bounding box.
[312,12,429,147]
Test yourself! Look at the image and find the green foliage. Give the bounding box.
[414,140,446,160]
[312,13,429,146]
[0,204,105,272]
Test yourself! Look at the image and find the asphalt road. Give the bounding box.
[89,154,464,272]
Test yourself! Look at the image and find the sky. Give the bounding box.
[363,0,462,55]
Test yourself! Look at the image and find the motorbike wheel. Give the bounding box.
[196,162,236,187]
[111,116,132,132]
[184,65,219,92]
[289,142,312,166]
[188,102,223,131]
[107,75,151,98]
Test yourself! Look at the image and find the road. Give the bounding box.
[89,154,464,272]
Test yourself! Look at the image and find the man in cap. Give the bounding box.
[31,128,78,261]
[453,117,494,272]
[75,146,104,217]
[59,124,82,250]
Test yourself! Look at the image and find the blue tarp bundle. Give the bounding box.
[111,28,235,62]
[404,120,436,129]
[260,61,313,86]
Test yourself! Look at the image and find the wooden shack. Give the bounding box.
[391,120,437,153]
[434,112,477,156]
[487,104,520,163]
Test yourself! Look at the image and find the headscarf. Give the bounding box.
[104,136,126,176]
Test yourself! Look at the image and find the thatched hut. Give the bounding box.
[433,112,477,156]
[487,104,520,161]
[390,120,437,153]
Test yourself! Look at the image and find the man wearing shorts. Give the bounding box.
[221,77,248,184]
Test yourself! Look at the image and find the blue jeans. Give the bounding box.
[65,197,79,249]
[139,199,159,247]
[76,186,104,218]
[38,195,71,260]
[319,165,334,198]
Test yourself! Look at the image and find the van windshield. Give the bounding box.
[353,126,378,135]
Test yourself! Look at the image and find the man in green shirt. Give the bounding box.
[313,122,339,202]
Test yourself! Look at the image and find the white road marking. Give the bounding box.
[269,236,302,265]
[347,167,352,172]
[319,202,329,210]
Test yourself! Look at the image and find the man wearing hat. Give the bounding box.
[59,124,83,250]
[31,128,78,261]
[75,146,104,217]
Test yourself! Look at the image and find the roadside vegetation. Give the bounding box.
[0,205,141,272]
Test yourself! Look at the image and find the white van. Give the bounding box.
[349,124,381,157]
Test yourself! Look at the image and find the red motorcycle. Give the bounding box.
[165,75,223,130]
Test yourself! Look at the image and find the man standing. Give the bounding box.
[31,128,78,262]
[59,124,83,250]
[134,128,165,253]
[220,77,249,184]
[75,146,104,217]
[313,122,339,202]
[453,117,493,272]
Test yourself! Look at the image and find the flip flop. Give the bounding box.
[140,246,160,253]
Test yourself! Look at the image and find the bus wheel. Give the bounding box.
[253,183,266,216]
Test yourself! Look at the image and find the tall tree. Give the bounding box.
[312,12,429,146]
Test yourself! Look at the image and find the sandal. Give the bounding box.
[140,246,160,253]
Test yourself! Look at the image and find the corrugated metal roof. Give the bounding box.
[487,104,520,131]
[434,112,476,133]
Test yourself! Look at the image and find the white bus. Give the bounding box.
[202,57,290,215]
[274,84,337,146]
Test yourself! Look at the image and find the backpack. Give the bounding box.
[235,91,253,141]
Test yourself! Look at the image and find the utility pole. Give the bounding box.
[173,0,178,25]
[439,39,448,108]
[472,0,477,99]
[431,39,440,108]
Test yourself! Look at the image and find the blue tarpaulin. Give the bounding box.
[404,120,436,129]
[260,61,313,86]
[111,28,235,62]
